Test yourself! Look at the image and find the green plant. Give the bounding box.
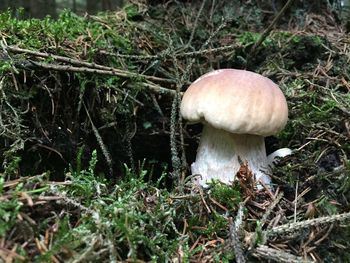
[210,181,241,210]
[66,148,102,206]
[0,182,23,237]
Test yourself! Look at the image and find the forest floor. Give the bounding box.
[0,1,349,262]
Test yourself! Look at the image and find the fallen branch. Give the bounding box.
[229,203,246,263]
[26,60,175,84]
[99,43,239,60]
[131,82,180,97]
[8,47,181,96]
[252,245,315,263]
[7,46,175,83]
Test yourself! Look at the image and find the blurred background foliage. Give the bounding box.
[0,0,349,20]
[0,0,124,19]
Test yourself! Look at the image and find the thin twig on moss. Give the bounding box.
[83,102,113,176]
[129,82,179,97]
[169,90,181,182]
[246,0,295,66]
[265,211,350,237]
[125,114,136,174]
[169,36,185,184]
[26,60,175,83]
[100,43,239,60]
[186,0,207,48]
[260,192,284,228]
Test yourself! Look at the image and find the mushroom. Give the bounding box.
[267,148,292,167]
[180,69,288,186]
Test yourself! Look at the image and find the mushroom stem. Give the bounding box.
[191,124,271,186]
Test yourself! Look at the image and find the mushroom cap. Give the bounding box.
[180,69,288,136]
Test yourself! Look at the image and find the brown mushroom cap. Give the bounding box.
[180,69,288,136]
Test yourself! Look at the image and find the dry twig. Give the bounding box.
[252,245,315,263]
[265,211,350,237]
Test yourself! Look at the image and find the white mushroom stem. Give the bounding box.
[191,124,271,186]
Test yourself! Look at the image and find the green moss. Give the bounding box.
[211,181,242,210]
